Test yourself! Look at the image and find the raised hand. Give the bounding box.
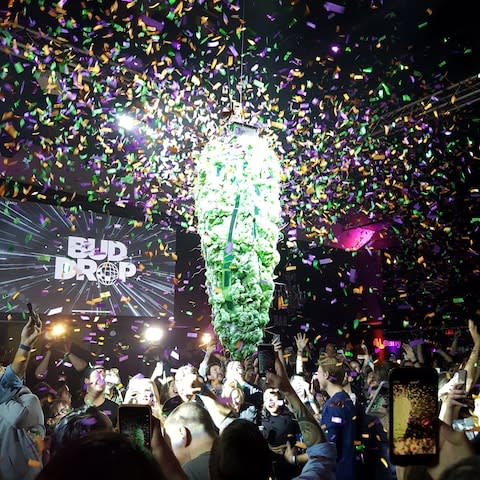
[402,343,417,362]
[20,314,42,347]
[295,332,308,352]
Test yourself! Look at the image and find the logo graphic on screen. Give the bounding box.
[0,199,175,316]
[54,236,137,285]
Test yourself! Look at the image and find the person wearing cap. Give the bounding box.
[317,356,358,480]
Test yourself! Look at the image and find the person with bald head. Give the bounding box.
[163,402,218,480]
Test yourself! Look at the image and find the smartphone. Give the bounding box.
[365,381,389,416]
[27,303,41,327]
[452,417,476,432]
[389,367,439,466]
[257,344,275,377]
[456,369,467,389]
[118,405,152,449]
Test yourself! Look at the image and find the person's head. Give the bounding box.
[33,381,58,403]
[263,388,283,416]
[50,406,113,458]
[164,402,217,465]
[124,376,162,418]
[124,377,159,406]
[209,419,272,480]
[208,363,224,383]
[38,431,166,480]
[290,374,308,399]
[222,380,245,413]
[364,361,393,395]
[175,364,202,402]
[84,366,107,394]
[350,360,361,373]
[56,382,72,406]
[105,368,121,386]
[43,398,72,430]
[317,357,346,391]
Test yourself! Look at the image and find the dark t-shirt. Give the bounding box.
[261,410,300,447]
[182,451,210,480]
[92,398,119,426]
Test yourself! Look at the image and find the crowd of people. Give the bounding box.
[1,312,480,480]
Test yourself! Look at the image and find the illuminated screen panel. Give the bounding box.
[0,198,175,317]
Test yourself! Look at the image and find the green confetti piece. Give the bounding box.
[37,255,51,262]
[453,298,464,304]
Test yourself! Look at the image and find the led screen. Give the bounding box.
[0,198,175,317]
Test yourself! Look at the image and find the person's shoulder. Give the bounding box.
[182,451,210,480]
[103,398,119,408]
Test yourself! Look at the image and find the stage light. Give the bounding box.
[201,333,212,345]
[51,323,66,337]
[117,114,136,130]
[144,326,164,343]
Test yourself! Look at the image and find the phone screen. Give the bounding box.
[258,344,275,377]
[118,405,152,449]
[389,367,438,465]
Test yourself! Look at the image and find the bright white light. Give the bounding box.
[145,326,164,343]
[117,114,136,130]
[201,333,212,345]
[51,324,66,337]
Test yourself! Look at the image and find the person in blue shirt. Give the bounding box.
[317,356,359,480]
[0,313,44,480]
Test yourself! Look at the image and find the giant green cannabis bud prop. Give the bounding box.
[195,125,281,359]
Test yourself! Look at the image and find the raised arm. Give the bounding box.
[198,343,216,379]
[12,314,42,379]
[266,351,325,448]
[60,342,87,373]
[35,346,52,380]
[465,320,480,392]
[295,333,308,374]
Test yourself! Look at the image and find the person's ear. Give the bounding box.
[180,426,192,447]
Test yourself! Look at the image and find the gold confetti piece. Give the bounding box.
[28,459,42,468]
[4,123,18,138]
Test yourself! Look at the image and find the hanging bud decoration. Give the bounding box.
[194,124,281,359]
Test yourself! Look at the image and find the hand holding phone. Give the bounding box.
[119,405,152,449]
[20,303,42,347]
[27,303,41,327]
[456,369,467,390]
